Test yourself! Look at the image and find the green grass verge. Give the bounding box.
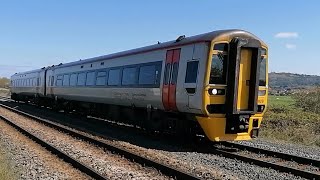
[260,95,320,147]
[0,148,17,180]
[268,95,294,107]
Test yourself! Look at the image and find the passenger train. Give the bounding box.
[10,29,268,141]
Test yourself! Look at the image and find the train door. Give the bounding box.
[184,44,202,110]
[237,49,252,111]
[225,38,261,133]
[162,48,181,111]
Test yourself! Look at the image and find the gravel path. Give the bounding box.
[0,107,169,180]
[235,139,320,160]
[0,120,90,180]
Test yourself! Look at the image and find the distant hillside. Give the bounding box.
[269,72,320,88]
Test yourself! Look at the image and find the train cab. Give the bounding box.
[196,31,268,141]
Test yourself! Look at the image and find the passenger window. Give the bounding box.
[122,67,137,85]
[70,74,77,86]
[96,71,107,86]
[139,65,156,85]
[77,73,86,86]
[185,61,199,83]
[56,75,63,86]
[108,69,120,86]
[171,63,179,85]
[86,72,95,86]
[50,76,54,86]
[164,63,171,85]
[63,74,70,86]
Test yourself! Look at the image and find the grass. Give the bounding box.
[260,95,320,147]
[268,95,294,107]
[0,147,17,180]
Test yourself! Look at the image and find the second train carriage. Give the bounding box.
[10,29,268,142]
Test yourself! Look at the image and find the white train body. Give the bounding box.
[10,30,268,142]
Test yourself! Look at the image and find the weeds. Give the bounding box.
[261,93,320,147]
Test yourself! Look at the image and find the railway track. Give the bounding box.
[0,113,106,179]
[0,102,199,180]
[1,97,319,179]
[209,142,320,179]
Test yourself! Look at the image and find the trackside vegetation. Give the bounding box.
[261,89,320,147]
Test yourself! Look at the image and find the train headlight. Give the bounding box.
[211,89,218,95]
[208,88,225,95]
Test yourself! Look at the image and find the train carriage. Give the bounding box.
[11,29,268,142]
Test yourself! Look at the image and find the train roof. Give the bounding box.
[50,29,266,69]
[11,68,45,78]
[12,29,266,75]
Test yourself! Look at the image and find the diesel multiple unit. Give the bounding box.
[10,29,268,141]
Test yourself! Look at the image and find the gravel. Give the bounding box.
[236,150,319,173]
[0,120,90,180]
[157,149,308,180]
[235,139,320,160]
[1,101,318,180]
[0,107,169,180]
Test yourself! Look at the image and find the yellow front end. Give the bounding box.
[197,37,268,142]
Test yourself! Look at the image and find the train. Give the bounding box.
[10,29,268,142]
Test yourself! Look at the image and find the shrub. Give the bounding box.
[292,88,320,114]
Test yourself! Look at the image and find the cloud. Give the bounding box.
[285,44,297,50]
[275,32,298,38]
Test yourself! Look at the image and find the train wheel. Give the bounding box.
[146,111,164,133]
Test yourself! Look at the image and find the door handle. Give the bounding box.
[246,80,250,86]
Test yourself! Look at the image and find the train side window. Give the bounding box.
[70,74,77,86]
[171,62,179,85]
[108,69,120,86]
[259,57,267,86]
[122,67,137,85]
[63,74,70,86]
[164,63,171,85]
[56,75,63,86]
[50,76,54,86]
[77,72,86,86]
[86,72,95,86]
[96,71,107,86]
[139,65,156,85]
[185,61,199,83]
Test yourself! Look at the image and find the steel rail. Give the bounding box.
[222,141,320,167]
[211,143,320,179]
[0,114,108,180]
[0,103,199,180]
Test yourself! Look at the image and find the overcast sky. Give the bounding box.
[0,0,319,77]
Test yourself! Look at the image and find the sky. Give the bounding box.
[0,0,319,77]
